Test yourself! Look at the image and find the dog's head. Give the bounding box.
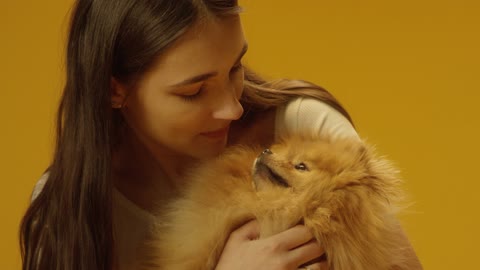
[252,135,370,193]
[250,134,402,230]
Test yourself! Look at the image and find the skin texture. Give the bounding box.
[111,16,325,269]
[112,16,247,211]
[215,221,327,270]
[113,16,245,177]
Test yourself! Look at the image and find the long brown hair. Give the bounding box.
[241,68,353,124]
[19,0,353,270]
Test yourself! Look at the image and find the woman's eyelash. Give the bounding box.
[181,64,242,102]
[180,88,203,102]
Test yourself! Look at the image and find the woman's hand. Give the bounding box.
[215,220,328,270]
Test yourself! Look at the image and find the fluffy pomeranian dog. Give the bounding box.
[140,134,411,270]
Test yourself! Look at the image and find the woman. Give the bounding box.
[20,0,422,269]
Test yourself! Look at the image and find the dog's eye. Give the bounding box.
[294,162,308,171]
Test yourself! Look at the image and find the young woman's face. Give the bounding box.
[119,16,247,159]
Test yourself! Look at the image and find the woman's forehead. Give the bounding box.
[142,16,247,87]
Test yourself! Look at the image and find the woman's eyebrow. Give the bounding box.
[170,72,218,88]
[169,43,249,88]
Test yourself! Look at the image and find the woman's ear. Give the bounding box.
[110,77,128,109]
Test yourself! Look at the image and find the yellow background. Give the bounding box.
[1,0,479,269]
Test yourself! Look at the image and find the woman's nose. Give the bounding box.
[212,86,244,120]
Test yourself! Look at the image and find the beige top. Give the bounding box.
[32,97,358,270]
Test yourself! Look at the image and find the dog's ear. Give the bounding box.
[357,143,403,206]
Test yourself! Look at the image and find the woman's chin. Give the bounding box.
[196,140,228,159]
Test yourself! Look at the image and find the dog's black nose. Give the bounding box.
[262,149,272,155]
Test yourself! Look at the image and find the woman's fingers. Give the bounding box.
[229,221,326,269]
[289,239,325,267]
[219,221,327,270]
[319,261,329,270]
[269,225,315,250]
[229,219,260,241]
[298,261,329,270]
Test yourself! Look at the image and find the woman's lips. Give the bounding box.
[201,126,229,139]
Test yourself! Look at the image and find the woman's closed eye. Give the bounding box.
[179,87,203,102]
[179,62,243,102]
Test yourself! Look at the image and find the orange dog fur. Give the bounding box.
[141,134,411,270]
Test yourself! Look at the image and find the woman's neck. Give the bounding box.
[112,131,195,213]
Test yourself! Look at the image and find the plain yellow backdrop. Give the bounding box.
[1,0,479,269]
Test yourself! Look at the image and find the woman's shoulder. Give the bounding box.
[32,173,154,217]
[31,172,155,225]
[275,96,359,140]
